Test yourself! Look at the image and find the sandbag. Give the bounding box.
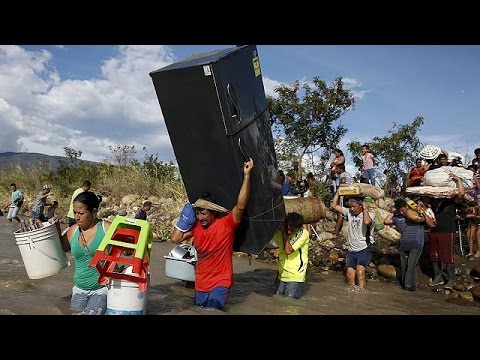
[357,183,385,200]
[404,208,425,223]
[337,183,384,200]
[376,225,401,242]
[284,197,326,224]
[372,208,392,230]
[376,197,395,212]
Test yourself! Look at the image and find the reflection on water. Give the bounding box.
[1,215,480,315]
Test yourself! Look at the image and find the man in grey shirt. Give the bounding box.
[332,191,375,289]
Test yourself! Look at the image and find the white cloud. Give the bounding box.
[0,45,177,162]
[342,77,372,100]
[263,75,371,102]
[0,99,25,152]
[262,76,283,98]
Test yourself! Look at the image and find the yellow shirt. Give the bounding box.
[276,228,310,283]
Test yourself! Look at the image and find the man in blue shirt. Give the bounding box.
[384,198,435,291]
[5,183,23,223]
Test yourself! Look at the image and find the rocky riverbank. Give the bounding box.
[11,192,480,310]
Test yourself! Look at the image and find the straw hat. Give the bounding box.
[419,145,441,160]
[193,199,229,213]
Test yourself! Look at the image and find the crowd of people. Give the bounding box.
[275,145,480,294]
[2,145,479,313]
[2,178,153,315]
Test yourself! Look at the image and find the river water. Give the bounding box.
[1,215,480,315]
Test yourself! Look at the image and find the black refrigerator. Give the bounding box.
[149,45,285,254]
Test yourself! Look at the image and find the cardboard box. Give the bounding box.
[338,185,361,196]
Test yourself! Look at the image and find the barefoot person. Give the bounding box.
[332,191,375,289]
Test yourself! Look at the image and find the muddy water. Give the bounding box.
[1,215,480,315]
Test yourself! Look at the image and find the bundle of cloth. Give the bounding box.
[421,166,474,189]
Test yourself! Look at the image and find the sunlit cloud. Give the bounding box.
[262,76,283,98]
[342,77,372,100]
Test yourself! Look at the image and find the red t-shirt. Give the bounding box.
[408,167,426,187]
[192,212,239,292]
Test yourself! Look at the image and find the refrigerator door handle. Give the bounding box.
[238,138,251,162]
[227,83,241,124]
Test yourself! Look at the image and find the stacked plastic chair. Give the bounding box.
[90,216,153,291]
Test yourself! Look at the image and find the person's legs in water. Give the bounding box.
[284,281,304,299]
[355,247,371,288]
[71,286,107,315]
[83,287,108,315]
[71,286,89,313]
[195,286,230,310]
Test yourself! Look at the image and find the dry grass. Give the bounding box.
[93,164,187,203]
[0,164,187,218]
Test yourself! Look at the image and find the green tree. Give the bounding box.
[347,116,424,194]
[267,77,355,178]
[64,147,82,162]
[141,147,178,183]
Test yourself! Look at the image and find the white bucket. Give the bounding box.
[14,221,68,279]
[106,279,147,315]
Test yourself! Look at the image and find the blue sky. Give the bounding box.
[1,45,478,175]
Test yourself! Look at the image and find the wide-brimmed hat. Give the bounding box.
[193,199,229,213]
[419,145,441,160]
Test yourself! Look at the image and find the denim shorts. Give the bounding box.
[276,281,304,299]
[71,285,108,315]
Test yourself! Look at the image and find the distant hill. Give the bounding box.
[0,152,97,171]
